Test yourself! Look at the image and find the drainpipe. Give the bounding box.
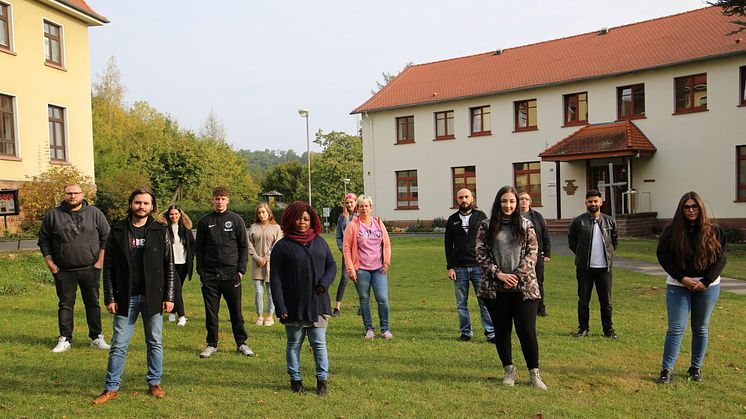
[555,161,561,219]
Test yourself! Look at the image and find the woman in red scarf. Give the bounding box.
[270,202,336,395]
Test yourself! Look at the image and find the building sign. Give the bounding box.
[0,190,19,216]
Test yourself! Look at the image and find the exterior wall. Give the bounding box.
[361,55,746,225]
[0,0,96,186]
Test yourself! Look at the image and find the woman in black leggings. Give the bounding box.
[476,185,545,390]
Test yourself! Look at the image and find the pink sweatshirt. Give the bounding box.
[342,216,392,273]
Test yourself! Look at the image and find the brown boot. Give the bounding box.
[148,384,166,399]
[92,390,118,405]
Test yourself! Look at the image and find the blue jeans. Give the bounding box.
[454,266,494,339]
[285,325,328,381]
[253,280,274,315]
[355,269,390,332]
[662,283,720,370]
[104,295,164,391]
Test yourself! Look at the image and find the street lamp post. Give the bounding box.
[298,108,311,206]
[343,178,350,196]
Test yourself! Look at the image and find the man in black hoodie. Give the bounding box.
[38,183,111,353]
[196,186,253,358]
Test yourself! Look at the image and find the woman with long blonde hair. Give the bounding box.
[247,202,283,326]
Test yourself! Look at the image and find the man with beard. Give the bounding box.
[444,188,495,343]
[568,190,619,339]
[518,192,551,317]
[93,187,175,404]
[196,186,253,358]
[38,183,111,353]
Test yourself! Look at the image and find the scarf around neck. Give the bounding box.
[285,228,317,245]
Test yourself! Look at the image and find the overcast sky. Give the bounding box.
[85,0,709,152]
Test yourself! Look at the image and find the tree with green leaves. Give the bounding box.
[307,130,363,213]
[260,160,304,203]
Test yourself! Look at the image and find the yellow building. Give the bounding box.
[0,0,106,230]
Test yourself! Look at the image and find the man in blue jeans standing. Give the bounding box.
[93,187,175,405]
[444,188,495,343]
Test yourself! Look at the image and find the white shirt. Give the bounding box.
[458,212,472,233]
[588,218,607,268]
[171,223,186,265]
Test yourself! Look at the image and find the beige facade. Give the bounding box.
[360,56,746,228]
[0,0,106,230]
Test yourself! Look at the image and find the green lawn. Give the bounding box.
[617,238,746,280]
[1,235,745,418]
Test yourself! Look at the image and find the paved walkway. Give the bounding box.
[548,233,746,296]
[3,234,744,295]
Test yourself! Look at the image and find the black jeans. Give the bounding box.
[576,267,613,332]
[54,267,102,341]
[334,259,351,303]
[536,258,546,313]
[483,293,540,369]
[173,264,189,317]
[200,272,248,347]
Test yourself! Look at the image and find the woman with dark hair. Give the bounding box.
[656,191,727,384]
[333,193,357,316]
[157,205,195,326]
[476,186,546,390]
[343,195,393,340]
[248,202,283,326]
[270,202,336,395]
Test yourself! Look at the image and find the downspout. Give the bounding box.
[555,161,561,219]
[363,112,374,199]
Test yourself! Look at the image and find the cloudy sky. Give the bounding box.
[85,0,710,152]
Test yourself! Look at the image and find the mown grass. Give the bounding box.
[617,238,746,280]
[0,235,745,418]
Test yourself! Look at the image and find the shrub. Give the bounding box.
[432,217,447,228]
[19,166,94,233]
[721,224,744,243]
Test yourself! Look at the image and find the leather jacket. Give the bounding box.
[568,212,618,270]
[102,217,176,316]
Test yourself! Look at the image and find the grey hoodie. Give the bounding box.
[38,200,111,270]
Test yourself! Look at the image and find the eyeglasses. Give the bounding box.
[683,204,699,211]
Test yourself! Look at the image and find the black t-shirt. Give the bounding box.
[130,224,147,296]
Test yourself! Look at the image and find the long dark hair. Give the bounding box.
[486,186,524,244]
[665,191,722,271]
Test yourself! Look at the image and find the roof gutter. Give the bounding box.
[37,0,109,26]
[351,50,746,115]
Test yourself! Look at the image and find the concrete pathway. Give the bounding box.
[548,233,746,296]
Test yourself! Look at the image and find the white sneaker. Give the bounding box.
[255,317,264,326]
[503,365,516,386]
[264,317,274,326]
[177,316,187,326]
[237,344,255,357]
[364,329,375,340]
[199,346,218,358]
[168,314,177,322]
[52,336,71,353]
[381,331,394,340]
[90,334,111,350]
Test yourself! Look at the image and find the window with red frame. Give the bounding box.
[0,94,15,156]
[617,84,645,120]
[738,145,746,201]
[513,162,541,206]
[675,73,707,113]
[739,66,746,106]
[396,116,414,144]
[396,170,418,209]
[563,92,587,126]
[44,20,63,66]
[435,110,454,140]
[452,166,477,207]
[48,105,67,161]
[470,106,491,135]
[514,99,537,131]
[0,2,11,51]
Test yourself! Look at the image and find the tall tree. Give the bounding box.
[371,62,413,95]
[199,109,226,143]
[308,130,363,212]
[260,160,304,202]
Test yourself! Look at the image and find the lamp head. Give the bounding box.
[298,109,309,118]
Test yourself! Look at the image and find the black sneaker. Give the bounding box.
[604,330,619,339]
[332,308,340,317]
[316,379,327,396]
[459,334,471,342]
[486,336,497,344]
[574,329,589,338]
[291,379,305,393]
[657,368,673,384]
[687,367,703,382]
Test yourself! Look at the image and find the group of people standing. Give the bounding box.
[37,181,727,402]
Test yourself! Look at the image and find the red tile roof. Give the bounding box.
[352,6,746,114]
[539,120,656,161]
[52,0,108,23]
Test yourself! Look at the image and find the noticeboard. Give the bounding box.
[0,189,19,216]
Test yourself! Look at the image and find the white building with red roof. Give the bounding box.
[351,6,746,234]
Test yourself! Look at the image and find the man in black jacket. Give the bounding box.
[568,190,619,339]
[93,187,175,405]
[519,192,552,316]
[196,186,253,358]
[444,188,495,342]
[38,183,111,353]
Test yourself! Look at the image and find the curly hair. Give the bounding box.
[279,201,322,236]
[253,202,277,224]
[664,191,723,272]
